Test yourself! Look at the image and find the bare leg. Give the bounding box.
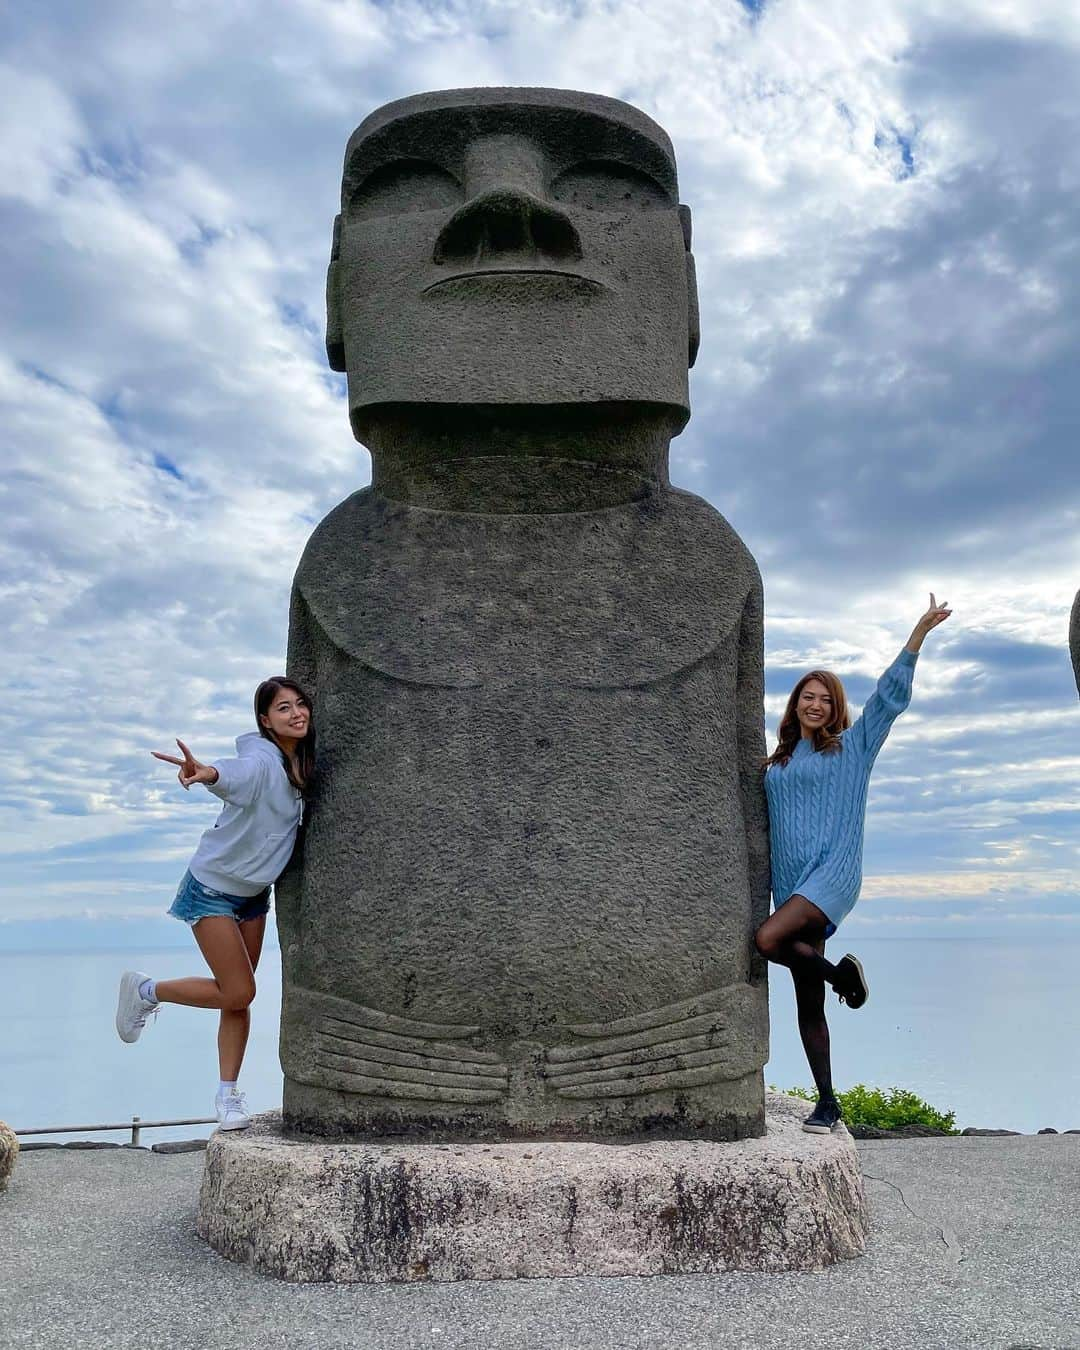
[754,895,838,986]
[216,916,266,1083]
[155,917,257,1081]
[791,936,834,1101]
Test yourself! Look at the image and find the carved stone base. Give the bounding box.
[197,1093,867,1282]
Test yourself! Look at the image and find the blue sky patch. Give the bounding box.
[152,453,184,482]
[875,125,917,179]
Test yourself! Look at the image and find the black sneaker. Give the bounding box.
[833,953,869,1009]
[802,1097,843,1134]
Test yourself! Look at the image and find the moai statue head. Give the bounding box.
[324,87,700,510]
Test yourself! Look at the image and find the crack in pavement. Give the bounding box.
[863,1171,963,1264]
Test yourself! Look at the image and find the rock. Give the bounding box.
[197,1097,868,1283]
[152,1139,209,1154]
[17,1142,62,1152]
[848,1125,893,1140]
[0,1121,18,1193]
[63,1140,120,1150]
[961,1128,1021,1137]
[1038,1128,1059,1135]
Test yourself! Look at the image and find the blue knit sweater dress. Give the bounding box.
[764,648,918,933]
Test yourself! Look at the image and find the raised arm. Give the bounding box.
[736,579,771,973]
[204,753,268,807]
[151,738,266,807]
[849,593,951,759]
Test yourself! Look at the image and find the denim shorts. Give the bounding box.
[167,869,271,927]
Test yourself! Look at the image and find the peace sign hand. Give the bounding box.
[906,592,953,653]
[151,739,219,790]
[917,592,952,632]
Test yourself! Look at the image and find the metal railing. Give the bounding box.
[15,1116,215,1147]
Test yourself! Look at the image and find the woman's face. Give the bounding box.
[795,678,833,738]
[260,688,311,744]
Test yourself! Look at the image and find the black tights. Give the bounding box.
[754,898,839,1102]
[792,966,834,1101]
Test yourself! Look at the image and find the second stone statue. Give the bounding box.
[277,87,771,1141]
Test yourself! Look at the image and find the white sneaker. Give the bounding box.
[116,970,159,1044]
[215,1090,251,1131]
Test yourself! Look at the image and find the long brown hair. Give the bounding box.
[254,676,316,794]
[764,669,850,768]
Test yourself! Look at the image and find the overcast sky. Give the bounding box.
[2,0,1077,930]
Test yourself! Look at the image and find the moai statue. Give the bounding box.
[277,88,770,1141]
[1072,591,1080,697]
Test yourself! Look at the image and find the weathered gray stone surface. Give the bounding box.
[1071,589,1080,696]
[278,87,770,1143]
[0,1120,17,1193]
[197,1095,865,1282]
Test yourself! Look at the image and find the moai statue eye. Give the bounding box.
[550,160,671,213]
[349,160,463,220]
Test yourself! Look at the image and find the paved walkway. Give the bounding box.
[2,1136,1078,1350]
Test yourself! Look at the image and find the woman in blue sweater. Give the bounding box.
[756,596,951,1134]
[114,677,314,1131]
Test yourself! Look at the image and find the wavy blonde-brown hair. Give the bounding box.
[764,669,851,768]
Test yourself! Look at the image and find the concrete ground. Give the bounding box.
[1,1136,1078,1350]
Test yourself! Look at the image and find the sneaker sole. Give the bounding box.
[839,953,869,1008]
[216,1119,251,1131]
[801,1122,837,1134]
[115,970,149,1044]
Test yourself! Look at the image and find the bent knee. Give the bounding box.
[222,981,256,1011]
[754,929,779,961]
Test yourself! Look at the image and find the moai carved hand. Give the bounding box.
[277,89,770,1142]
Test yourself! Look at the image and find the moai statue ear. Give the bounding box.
[326,214,345,372]
[679,206,700,368]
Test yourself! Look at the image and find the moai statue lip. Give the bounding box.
[280,89,769,1144]
[326,87,699,457]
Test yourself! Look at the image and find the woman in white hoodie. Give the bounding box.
[115,677,314,1130]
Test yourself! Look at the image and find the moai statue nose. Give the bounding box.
[433,133,582,265]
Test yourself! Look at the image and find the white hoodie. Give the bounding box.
[187,733,304,897]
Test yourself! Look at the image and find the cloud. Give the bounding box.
[1,0,1077,920]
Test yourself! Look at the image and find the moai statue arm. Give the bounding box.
[1071,590,1080,699]
[737,578,771,982]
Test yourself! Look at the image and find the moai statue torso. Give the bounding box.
[277,88,771,1141]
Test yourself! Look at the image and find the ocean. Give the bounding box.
[4,933,1078,1143]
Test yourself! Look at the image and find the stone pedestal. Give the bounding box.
[197,1093,867,1282]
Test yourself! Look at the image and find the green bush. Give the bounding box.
[778,1084,958,1134]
